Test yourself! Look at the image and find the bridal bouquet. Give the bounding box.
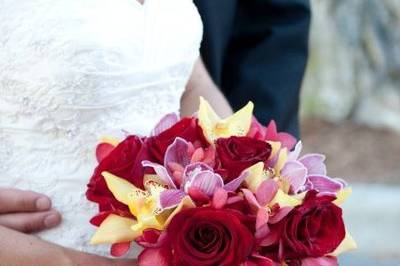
[86,98,356,266]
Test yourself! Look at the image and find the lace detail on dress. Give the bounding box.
[0,0,203,257]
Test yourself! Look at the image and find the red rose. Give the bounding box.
[86,135,148,212]
[167,207,255,266]
[146,117,208,163]
[216,136,272,181]
[278,191,345,260]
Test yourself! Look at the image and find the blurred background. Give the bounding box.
[301,0,400,265]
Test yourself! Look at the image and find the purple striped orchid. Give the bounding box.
[283,141,345,195]
[142,137,248,209]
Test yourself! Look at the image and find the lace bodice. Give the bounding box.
[0,0,202,257]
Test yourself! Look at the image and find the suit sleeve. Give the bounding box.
[222,0,311,136]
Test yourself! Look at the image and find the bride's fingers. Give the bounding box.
[0,209,62,233]
[0,188,52,213]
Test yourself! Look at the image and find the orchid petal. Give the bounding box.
[90,214,139,244]
[301,257,338,266]
[256,207,269,230]
[275,148,288,176]
[163,196,196,226]
[245,254,275,266]
[187,187,210,203]
[269,207,293,224]
[151,113,179,136]
[198,96,254,143]
[267,141,282,160]
[182,162,213,184]
[269,189,302,208]
[102,172,142,207]
[308,175,343,193]
[142,161,176,189]
[281,161,307,193]
[277,132,297,150]
[188,170,223,196]
[110,242,131,257]
[212,187,228,209]
[164,137,191,171]
[329,231,357,256]
[242,189,261,210]
[224,101,254,136]
[333,187,352,205]
[198,96,221,143]
[224,170,248,192]
[244,162,268,193]
[256,179,278,206]
[299,154,327,175]
[255,223,270,240]
[288,141,303,161]
[259,228,280,247]
[160,189,186,209]
[265,120,278,141]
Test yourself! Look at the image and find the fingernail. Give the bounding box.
[44,214,60,228]
[36,197,51,211]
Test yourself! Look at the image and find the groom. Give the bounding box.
[194,0,311,137]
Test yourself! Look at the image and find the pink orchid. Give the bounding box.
[243,253,276,266]
[242,180,293,241]
[282,141,345,195]
[248,118,297,150]
[150,113,180,136]
[142,137,248,208]
[301,256,338,266]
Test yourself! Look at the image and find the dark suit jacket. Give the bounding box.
[193,0,311,137]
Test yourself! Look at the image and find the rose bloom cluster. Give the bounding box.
[86,98,356,266]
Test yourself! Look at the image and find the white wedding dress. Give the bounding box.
[0,0,202,257]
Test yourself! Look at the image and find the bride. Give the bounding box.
[0,0,232,264]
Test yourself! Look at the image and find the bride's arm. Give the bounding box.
[181,58,233,117]
[0,226,137,266]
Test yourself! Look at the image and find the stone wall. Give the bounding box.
[301,0,400,131]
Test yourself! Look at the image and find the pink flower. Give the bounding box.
[142,138,248,208]
[248,118,297,150]
[282,142,346,195]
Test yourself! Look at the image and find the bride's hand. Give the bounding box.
[0,188,61,233]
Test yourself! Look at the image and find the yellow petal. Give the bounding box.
[329,231,357,256]
[99,136,120,147]
[267,141,282,159]
[274,148,288,176]
[90,214,139,245]
[244,162,268,192]
[102,172,145,208]
[198,96,254,143]
[269,189,301,208]
[163,196,196,226]
[224,101,254,137]
[198,96,221,143]
[334,187,352,205]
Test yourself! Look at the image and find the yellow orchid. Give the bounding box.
[198,96,254,143]
[91,172,165,245]
[90,172,196,245]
